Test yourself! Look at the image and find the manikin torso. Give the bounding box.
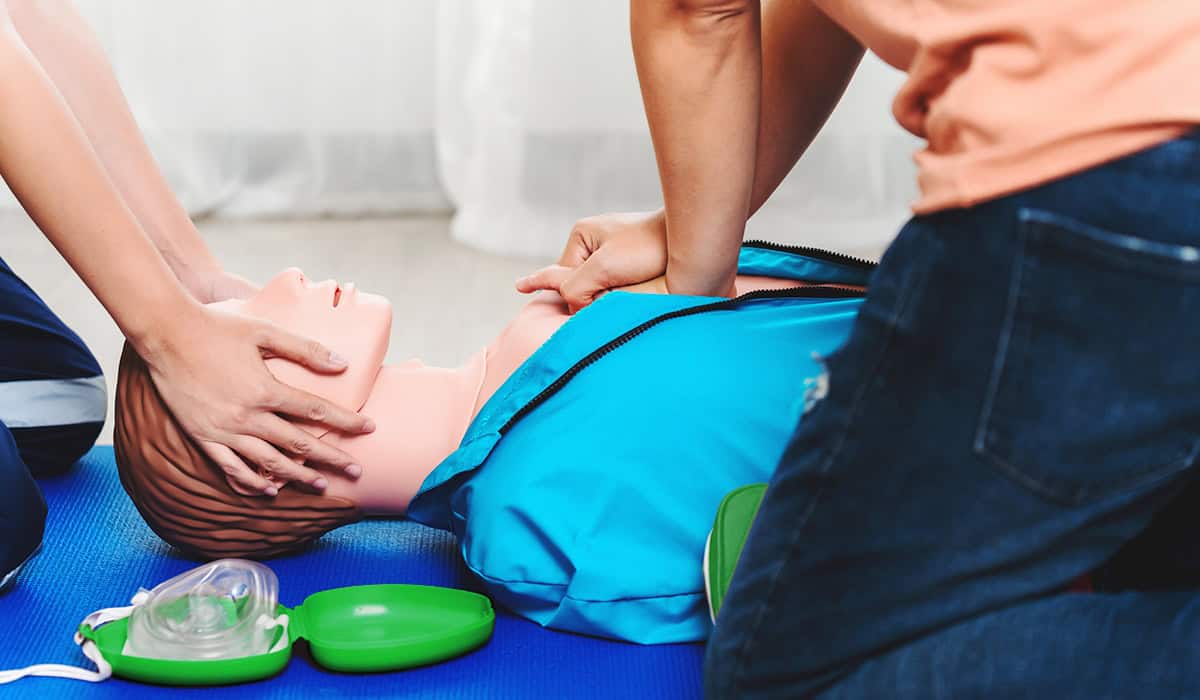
[215,269,802,515]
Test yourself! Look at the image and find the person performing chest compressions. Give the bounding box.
[515,1,1200,697]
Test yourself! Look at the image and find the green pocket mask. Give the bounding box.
[76,583,494,686]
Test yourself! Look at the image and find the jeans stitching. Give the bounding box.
[978,439,1199,507]
[973,214,1031,474]
[1021,208,1200,278]
[973,209,1200,505]
[725,237,932,696]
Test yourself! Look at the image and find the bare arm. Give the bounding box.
[0,12,188,344]
[631,0,762,298]
[749,0,863,215]
[0,10,372,494]
[7,0,250,302]
[522,0,863,307]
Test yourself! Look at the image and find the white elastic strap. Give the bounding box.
[0,602,289,685]
[261,613,292,654]
[0,604,134,685]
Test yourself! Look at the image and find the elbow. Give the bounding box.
[644,0,758,43]
[668,0,757,23]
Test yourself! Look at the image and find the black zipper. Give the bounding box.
[498,284,864,435]
[742,239,877,271]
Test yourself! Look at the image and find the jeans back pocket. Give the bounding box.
[974,209,1200,505]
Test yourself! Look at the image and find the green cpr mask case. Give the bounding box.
[2,559,495,687]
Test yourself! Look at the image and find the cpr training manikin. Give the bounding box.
[115,243,872,643]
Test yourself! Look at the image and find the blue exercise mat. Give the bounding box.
[0,447,703,698]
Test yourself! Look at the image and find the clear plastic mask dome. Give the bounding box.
[125,559,280,660]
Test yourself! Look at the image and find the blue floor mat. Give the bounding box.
[0,448,703,698]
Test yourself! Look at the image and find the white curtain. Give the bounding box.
[67,0,446,217]
[436,2,921,260]
[9,2,918,259]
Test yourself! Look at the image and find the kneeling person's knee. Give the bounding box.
[3,374,106,477]
[0,430,46,581]
[0,254,107,475]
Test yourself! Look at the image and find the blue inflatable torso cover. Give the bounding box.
[408,244,872,643]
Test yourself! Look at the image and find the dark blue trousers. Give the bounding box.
[706,131,1200,698]
[0,256,104,591]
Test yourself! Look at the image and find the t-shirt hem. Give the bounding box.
[912,123,1196,214]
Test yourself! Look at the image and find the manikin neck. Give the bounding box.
[321,350,488,515]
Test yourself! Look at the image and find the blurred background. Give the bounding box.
[1,0,918,441]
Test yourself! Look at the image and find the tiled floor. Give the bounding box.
[1,212,540,444]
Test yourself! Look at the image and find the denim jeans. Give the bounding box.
[706,131,1200,699]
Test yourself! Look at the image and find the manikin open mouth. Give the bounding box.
[331,282,356,308]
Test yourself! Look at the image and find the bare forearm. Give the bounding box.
[0,17,197,347]
[632,0,761,297]
[7,0,221,289]
[635,1,862,260]
[749,0,863,216]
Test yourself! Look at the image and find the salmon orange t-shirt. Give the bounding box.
[813,0,1200,213]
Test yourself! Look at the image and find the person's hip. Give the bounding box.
[706,130,1200,697]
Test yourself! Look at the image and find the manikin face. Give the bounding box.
[212,268,480,515]
[212,269,393,432]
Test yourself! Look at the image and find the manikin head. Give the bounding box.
[115,269,392,559]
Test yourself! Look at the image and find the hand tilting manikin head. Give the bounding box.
[116,268,495,558]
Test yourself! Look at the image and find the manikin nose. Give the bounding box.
[278,267,306,287]
[282,269,350,307]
